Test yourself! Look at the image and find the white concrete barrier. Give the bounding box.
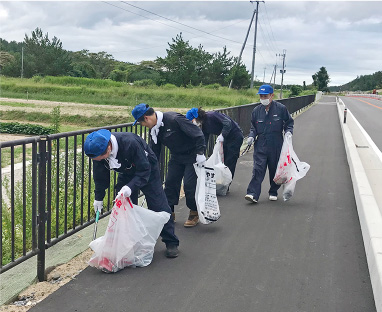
[337,98,382,312]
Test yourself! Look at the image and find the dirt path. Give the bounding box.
[0,97,132,118]
[0,97,188,116]
[0,133,31,143]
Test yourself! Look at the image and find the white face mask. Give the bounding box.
[260,98,270,106]
[192,120,202,127]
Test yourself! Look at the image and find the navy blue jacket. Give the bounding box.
[93,132,157,201]
[201,111,243,144]
[151,112,206,161]
[249,100,294,148]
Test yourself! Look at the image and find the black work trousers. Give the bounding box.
[223,132,244,179]
[164,155,198,212]
[116,162,179,247]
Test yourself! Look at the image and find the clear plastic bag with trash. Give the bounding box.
[205,141,232,196]
[88,194,170,273]
[273,132,310,201]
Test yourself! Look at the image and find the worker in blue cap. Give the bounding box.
[84,129,179,258]
[132,103,206,227]
[245,84,294,203]
[185,107,244,181]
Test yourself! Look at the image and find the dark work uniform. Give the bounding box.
[92,132,179,247]
[246,101,294,200]
[202,111,244,178]
[151,112,206,212]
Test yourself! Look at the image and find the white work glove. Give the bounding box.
[93,200,103,213]
[216,134,224,143]
[118,185,132,198]
[196,154,206,166]
[247,136,254,145]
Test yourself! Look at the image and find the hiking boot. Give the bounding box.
[171,212,176,223]
[165,245,179,258]
[269,195,278,201]
[184,210,199,227]
[245,194,258,203]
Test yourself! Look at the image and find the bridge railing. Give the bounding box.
[0,93,316,280]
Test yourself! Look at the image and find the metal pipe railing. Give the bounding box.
[0,95,315,278]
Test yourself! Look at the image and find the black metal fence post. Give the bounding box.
[37,137,47,281]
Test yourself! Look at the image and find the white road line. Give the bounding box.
[340,98,382,164]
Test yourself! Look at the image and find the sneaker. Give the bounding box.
[245,194,258,203]
[269,195,278,201]
[184,211,199,227]
[165,245,179,258]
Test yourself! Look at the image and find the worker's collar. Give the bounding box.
[264,100,273,113]
[151,111,164,144]
[107,134,121,169]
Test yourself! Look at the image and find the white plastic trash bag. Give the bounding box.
[88,194,170,273]
[205,142,232,196]
[273,132,310,201]
[194,164,221,224]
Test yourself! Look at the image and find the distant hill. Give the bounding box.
[329,71,382,92]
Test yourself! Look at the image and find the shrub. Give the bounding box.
[162,83,177,89]
[204,83,221,90]
[289,85,302,97]
[0,122,54,135]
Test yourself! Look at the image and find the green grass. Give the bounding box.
[0,76,262,108]
[0,101,36,108]
[0,109,133,127]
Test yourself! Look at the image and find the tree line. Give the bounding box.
[329,71,382,92]
[0,28,251,89]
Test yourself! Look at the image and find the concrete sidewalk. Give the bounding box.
[24,96,376,312]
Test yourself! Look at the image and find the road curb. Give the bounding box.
[337,98,382,312]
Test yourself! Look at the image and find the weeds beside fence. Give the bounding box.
[0,94,316,281]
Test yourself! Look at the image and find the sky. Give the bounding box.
[0,1,381,86]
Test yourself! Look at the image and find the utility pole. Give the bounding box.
[21,46,24,78]
[262,67,266,83]
[250,1,262,89]
[273,53,277,87]
[229,6,256,89]
[279,49,286,98]
[269,64,276,85]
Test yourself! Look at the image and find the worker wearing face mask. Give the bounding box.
[245,84,294,204]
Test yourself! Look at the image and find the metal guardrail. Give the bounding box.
[346,94,382,101]
[0,94,316,280]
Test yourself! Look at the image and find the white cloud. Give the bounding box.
[0,4,9,20]
[0,1,381,86]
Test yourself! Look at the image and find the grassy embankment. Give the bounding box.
[0,75,268,128]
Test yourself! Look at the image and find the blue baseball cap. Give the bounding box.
[84,129,111,158]
[186,107,199,120]
[132,103,150,125]
[257,84,274,95]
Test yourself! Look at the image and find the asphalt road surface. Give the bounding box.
[30,96,376,312]
[340,95,382,151]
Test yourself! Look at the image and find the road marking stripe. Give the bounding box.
[356,98,382,110]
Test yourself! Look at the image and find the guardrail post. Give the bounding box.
[343,107,347,124]
[37,137,47,281]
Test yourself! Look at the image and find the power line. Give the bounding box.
[261,2,280,52]
[120,1,251,46]
[108,19,253,54]
[257,21,278,60]
[258,17,278,56]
